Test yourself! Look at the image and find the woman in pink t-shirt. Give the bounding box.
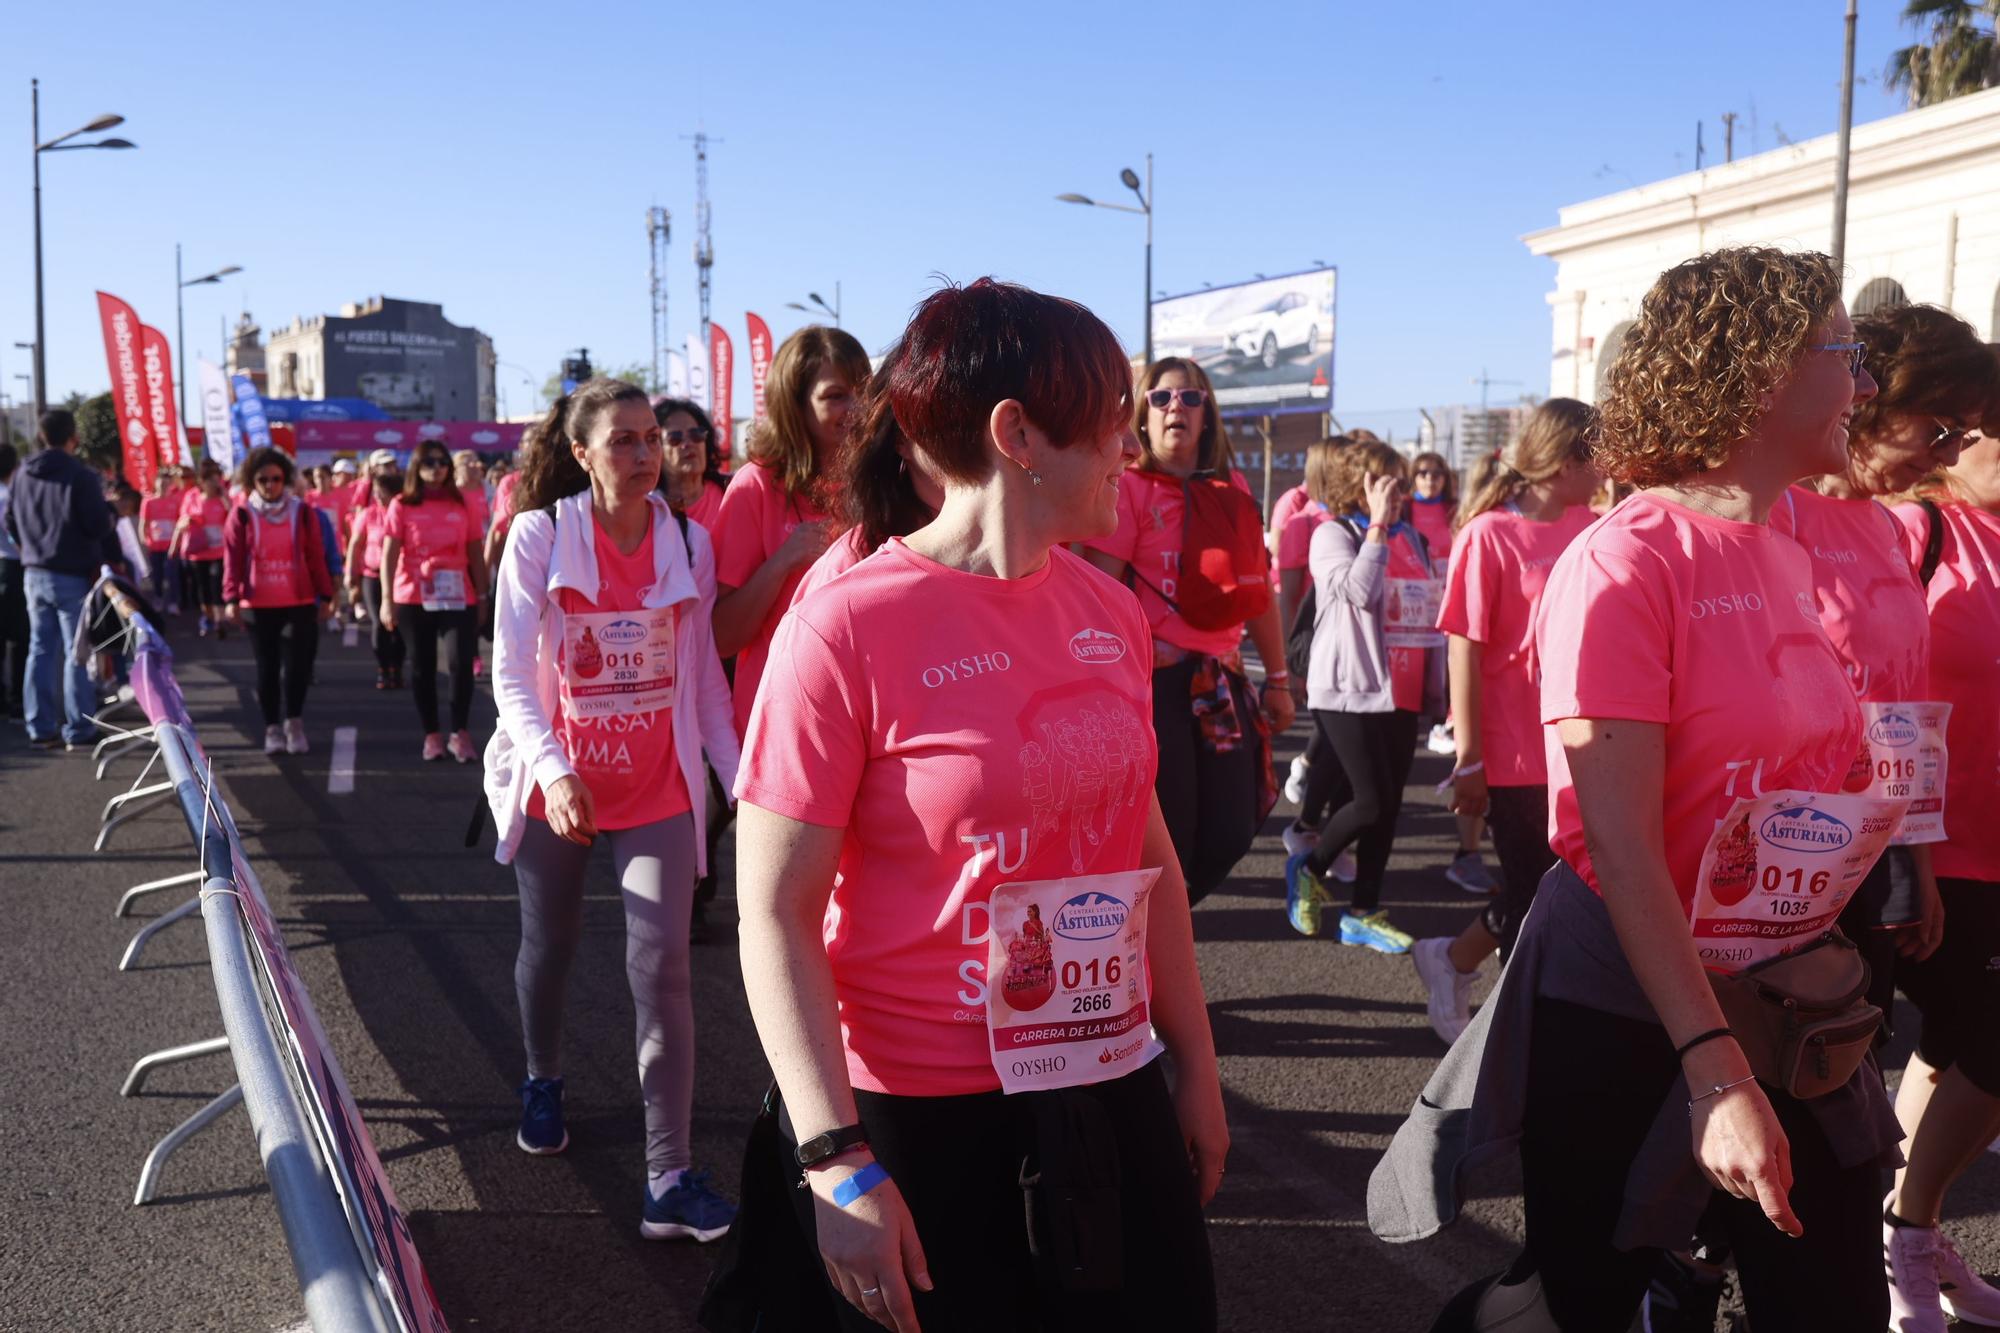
[734,280,1224,1332]
[1407,448,1458,557]
[140,473,182,614]
[1084,357,1293,906]
[343,450,407,690]
[379,442,487,762]
[710,326,870,736]
[220,448,333,756]
[654,396,728,535]
[486,377,741,1241]
[1407,399,1597,1041]
[173,459,232,637]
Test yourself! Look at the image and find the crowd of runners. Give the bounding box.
[4,246,2000,1332]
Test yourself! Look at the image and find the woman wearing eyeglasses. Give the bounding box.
[344,449,407,690]
[1084,358,1292,907]
[221,447,334,756]
[174,460,232,638]
[379,443,487,762]
[655,397,727,533]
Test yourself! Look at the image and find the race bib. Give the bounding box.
[1384,576,1446,648]
[420,566,467,612]
[1692,788,1908,973]
[202,523,225,549]
[1840,701,1950,846]
[561,606,676,718]
[985,867,1162,1095]
[146,519,174,546]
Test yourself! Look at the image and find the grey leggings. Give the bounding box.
[513,811,698,1175]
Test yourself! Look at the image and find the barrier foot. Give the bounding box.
[100,777,173,824]
[94,727,158,781]
[119,894,203,971]
[95,787,176,852]
[132,1083,243,1206]
[121,1034,230,1097]
[116,870,204,919]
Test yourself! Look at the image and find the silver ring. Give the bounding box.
[859,1286,881,1298]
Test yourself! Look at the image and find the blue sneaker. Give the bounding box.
[1285,851,1328,937]
[641,1169,737,1242]
[1339,909,1414,955]
[516,1076,568,1155]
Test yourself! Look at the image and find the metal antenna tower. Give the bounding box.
[646,206,672,392]
[682,131,720,341]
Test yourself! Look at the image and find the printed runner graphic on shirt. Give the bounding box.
[1838,701,1950,845]
[1018,697,1151,874]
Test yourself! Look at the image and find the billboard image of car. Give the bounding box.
[1150,267,1335,415]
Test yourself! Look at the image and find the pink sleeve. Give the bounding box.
[1437,522,1495,641]
[1277,513,1315,571]
[712,469,770,590]
[1890,501,1930,570]
[1083,476,1140,564]
[1538,545,1673,725]
[382,499,407,544]
[735,611,868,827]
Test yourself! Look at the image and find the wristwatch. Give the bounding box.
[794,1122,869,1169]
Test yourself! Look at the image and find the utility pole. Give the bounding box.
[1832,0,1859,273]
[1721,111,1738,163]
[683,132,720,343]
[646,206,671,393]
[1695,121,1706,170]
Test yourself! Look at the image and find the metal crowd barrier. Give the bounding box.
[86,575,448,1333]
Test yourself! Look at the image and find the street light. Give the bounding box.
[1057,153,1153,363]
[785,283,842,327]
[31,81,134,415]
[176,245,241,420]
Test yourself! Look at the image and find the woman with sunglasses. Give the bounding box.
[654,398,726,532]
[221,447,333,755]
[1084,359,1293,907]
[174,460,232,638]
[344,449,408,690]
[379,443,487,762]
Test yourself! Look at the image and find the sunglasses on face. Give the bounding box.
[1813,341,1867,377]
[418,457,451,471]
[665,427,711,447]
[1414,469,1445,478]
[255,472,286,486]
[1146,388,1207,410]
[1929,419,1972,452]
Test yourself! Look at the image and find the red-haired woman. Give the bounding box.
[221,447,333,755]
[735,279,1223,1331]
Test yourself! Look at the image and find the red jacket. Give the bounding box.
[221,498,335,606]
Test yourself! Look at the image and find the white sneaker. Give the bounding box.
[1283,754,1309,806]
[263,725,286,755]
[1427,722,1457,756]
[1330,849,1358,883]
[1412,937,1475,1044]
[1445,852,1499,895]
[284,718,309,755]
[1937,1228,2000,1325]
[1885,1201,1949,1333]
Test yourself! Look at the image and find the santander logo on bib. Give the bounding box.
[1053,891,1129,941]
[1069,628,1127,665]
[1758,805,1855,854]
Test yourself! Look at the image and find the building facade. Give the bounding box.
[1527,85,2000,402]
[265,297,496,421]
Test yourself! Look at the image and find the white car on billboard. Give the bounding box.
[1224,291,1322,370]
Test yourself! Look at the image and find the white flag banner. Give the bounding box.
[197,359,238,471]
[666,348,689,399]
[684,333,710,412]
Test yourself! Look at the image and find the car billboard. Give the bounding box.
[1149,267,1335,415]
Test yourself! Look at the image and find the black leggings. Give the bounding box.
[395,603,476,732]
[187,558,224,607]
[1305,708,1419,911]
[360,576,406,673]
[784,1061,1216,1332]
[1480,784,1555,960]
[1294,725,1353,829]
[1899,875,2000,1096]
[1152,657,1262,906]
[244,603,319,725]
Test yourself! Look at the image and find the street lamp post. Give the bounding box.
[30,80,133,416]
[13,342,34,421]
[176,244,241,421]
[1057,153,1154,363]
[784,283,842,327]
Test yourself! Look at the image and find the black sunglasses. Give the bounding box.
[1929,419,1972,452]
[665,427,712,446]
[418,456,451,470]
[1146,388,1207,410]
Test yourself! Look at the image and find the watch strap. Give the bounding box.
[795,1121,869,1168]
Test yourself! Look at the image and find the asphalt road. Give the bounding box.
[6,613,2000,1332]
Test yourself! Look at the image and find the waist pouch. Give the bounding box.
[1707,931,1881,1099]
[1019,1086,1125,1292]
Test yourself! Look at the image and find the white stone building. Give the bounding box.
[1527,85,2000,402]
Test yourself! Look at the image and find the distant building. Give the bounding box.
[1528,85,2000,402]
[225,311,266,388]
[264,297,496,421]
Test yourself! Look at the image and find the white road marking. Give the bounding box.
[329,727,357,794]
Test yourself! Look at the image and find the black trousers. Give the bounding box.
[395,602,475,732]
[0,557,27,715]
[1305,708,1419,912]
[1294,725,1354,828]
[1899,875,2000,1096]
[187,558,224,607]
[1480,784,1555,961]
[784,1061,1216,1332]
[1152,657,1261,906]
[1501,996,1887,1332]
[360,576,406,673]
[244,603,319,725]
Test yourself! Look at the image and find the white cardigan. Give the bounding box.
[483,491,741,868]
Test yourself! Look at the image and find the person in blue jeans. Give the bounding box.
[3,409,122,748]
[0,442,29,719]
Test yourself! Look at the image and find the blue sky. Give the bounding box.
[1,0,1914,431]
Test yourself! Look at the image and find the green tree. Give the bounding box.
[74,393,123,475]
[1887,0,2000,108]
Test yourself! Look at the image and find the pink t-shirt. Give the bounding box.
[790,527,873,608]
[351,501,389,578]
[1770,487,1930,704]
[1538,493,1862,911]
[1437,504,1595,786]
[460,485,490,537]
[308,489,353,544]
[1086,466,1255,657]
[712,459,830,736]
[526,522,691,832]
[140,495,178,552]
[1277,504,1329,573]
[382,494,473,606]
[180,491,229,562]
[736,540,1158,1097]
[243,504,312,609]
[1269,483,1311,535]
[1409,495,1456,560]
[1894,500,2000,882]
[686,478,725,533]
[490,471,521,536]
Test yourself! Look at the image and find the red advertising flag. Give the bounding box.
[95,292,156,493]
[139,325,184,477]
[710,323,735,462]
[745,312,774,424]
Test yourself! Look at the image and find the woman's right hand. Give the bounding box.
[779,519,835,571]
[807,1158,932,1332]
[1363,472,1403,529]
[378,601,397,633]
[1449,764,1489,819]
[1689,1075,1801,1237]
[544,775,597,846]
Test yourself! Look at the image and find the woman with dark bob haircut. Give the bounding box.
[1379,248,1909,1332]
[734,278,1225,1331]
[220,445,333,755]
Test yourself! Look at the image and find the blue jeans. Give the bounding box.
[23,568,95,744]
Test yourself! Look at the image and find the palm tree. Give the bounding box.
[1887,0,2000,108]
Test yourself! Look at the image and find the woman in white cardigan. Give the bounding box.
[484,378,741,1242]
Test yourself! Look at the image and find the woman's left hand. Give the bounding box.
[1172,1066,1230,1207]
[1262,683,1296,732]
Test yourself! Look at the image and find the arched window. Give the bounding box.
[1594,320,1634,399]
[1852,278,1908,317]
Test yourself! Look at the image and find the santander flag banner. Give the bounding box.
[138,326,184,479]
[745,312,774,424]
[96,293,158,492]
[197,359,238,470]
[709,323,734,457]
[684,333,710,416]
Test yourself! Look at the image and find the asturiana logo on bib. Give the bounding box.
[1069,628,1127,664]
[1758,805,1854,854]
[1867,713,1919,748]
[598,618,647,647]
[1052,891,1129,941]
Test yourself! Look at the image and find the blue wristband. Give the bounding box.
[831,1161,889,1209]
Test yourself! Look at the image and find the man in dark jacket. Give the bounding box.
[4,410,121,748]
